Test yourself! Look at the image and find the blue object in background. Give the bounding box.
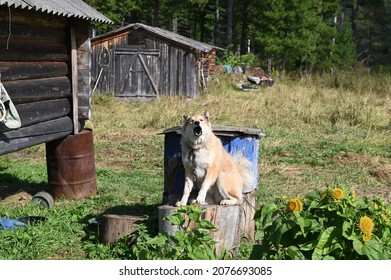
[0,218,27,230]
[223,65,232,75]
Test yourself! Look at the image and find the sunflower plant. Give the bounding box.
[250,186,391,260]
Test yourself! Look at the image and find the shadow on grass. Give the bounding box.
[0,171,50,201]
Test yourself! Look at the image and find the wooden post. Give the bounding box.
[158,193,256,255]
[70,23,79,134]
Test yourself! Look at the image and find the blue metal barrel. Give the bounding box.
[160,125,264,205]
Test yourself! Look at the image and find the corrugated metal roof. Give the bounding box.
[0,0,113,24]
[92,23,223,52]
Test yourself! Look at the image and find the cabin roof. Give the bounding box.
[92,23,223,52]
[0,0,113,24]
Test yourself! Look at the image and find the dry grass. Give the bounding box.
[82,71,391,204]
[5,71,391,205]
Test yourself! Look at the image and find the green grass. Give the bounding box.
[0,71,390,259]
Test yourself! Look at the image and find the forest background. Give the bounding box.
[85,0,391,73]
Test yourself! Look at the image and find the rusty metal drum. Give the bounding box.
[45,128,97,200]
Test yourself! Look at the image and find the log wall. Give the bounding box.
[0,7,92,155]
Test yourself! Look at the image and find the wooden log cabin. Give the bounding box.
[91,23,222,99]
[0,0,112,156]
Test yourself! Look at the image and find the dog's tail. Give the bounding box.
[233,155,257,191]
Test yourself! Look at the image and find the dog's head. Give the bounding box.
[181,111,212,144]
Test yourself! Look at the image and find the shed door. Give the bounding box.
[114,48,160,98]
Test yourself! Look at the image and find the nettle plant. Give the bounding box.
[128,205,231,260]
[251,186,391,260]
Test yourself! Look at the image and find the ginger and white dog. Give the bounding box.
[175,111,255,206]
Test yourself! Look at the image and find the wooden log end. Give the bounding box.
[100,214,145,244]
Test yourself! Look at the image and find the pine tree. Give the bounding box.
[333,18,357,69]
[250,0,340,72]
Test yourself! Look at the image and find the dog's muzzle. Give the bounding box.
[193,124,202,136]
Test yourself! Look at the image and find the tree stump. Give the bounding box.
[158,192,255,254]
[100,214,145,243]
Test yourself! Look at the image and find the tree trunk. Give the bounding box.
[227,0,233,49]
[153,0,159,26]
[213,0,220,45]
[158,193,255,255]
[240,0,250,55]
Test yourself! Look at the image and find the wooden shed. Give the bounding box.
[0,0,112,156]
[91,23,222,99]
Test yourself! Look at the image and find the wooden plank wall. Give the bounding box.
[74,19,93,120]
[0,7,90,155]
[146,35,198,98]
[92,29,202,98]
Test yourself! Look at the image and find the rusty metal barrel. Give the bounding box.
[45,128,97,200]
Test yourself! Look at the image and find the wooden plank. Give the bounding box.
[78,95,92,119]
[78,105,91,120]
[138,53,159,96]
[75,20,92,121]
[0,116,73,156]
[0,99,71,133]
[3,77,71,104]
[177,49,184,95]
[17,99,71,128]
[116,54,137,96]
[160,43,169,96]
[185,52,192,97]
[0,40,68,62]
[71,24,79,135]
[0,22,66,43]
[115,48,160,56]
[0,7,67,29]
[169,46,178,96]
[188,52,197,98]
[77,69,91,88]
[0,62,68,81]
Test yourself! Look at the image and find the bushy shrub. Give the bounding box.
[217,51,260,68]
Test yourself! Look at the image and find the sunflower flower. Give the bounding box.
[359,216,374,234]
[363,233,371,242]
[287,198,303,213]
[332,188,345,200]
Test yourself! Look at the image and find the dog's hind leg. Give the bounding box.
[219,184,242,205]
[217,172,243,205]
[220,193,242,205]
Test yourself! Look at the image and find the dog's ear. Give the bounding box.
[203,111,210,122]
[183,115,190,122]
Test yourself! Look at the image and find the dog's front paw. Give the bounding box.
[194,199,207,205]
[175,201,187,207]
